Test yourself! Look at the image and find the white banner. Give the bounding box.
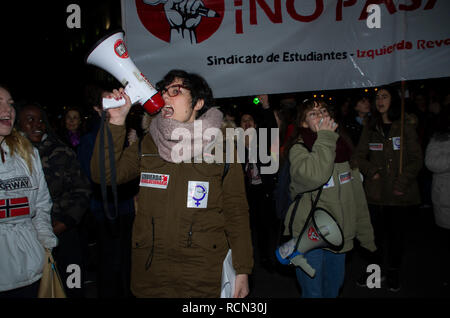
[121,0,450,98]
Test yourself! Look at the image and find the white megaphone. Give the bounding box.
[85,30,164,114]
[276,208,344,277]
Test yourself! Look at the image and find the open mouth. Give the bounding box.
[0,117,12,127]
[162,105,174,119]
[376,104,386,111]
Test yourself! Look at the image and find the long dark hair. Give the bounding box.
[369,85,401,130]
[273,97,297,147]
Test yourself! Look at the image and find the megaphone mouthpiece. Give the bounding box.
[319,225,330,236]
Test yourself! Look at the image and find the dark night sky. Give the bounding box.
[1,0,122,115]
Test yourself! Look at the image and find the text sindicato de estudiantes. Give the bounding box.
[206,51,348,65]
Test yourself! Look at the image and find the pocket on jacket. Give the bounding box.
[131,214,155,273]
[364,177,382,202]
[132,214,154,249]
[0,222,45,287]
[191,231,228,259]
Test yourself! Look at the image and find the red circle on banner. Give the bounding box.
[135,0,224,43]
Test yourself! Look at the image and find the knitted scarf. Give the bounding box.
[149,107,223,163]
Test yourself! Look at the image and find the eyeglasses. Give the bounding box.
[161,84,189,97]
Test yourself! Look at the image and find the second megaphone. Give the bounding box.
[275,207,344,277]
[85,30,164,114]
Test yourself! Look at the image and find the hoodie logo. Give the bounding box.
[0,177,32,191]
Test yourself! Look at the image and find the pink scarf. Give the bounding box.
[149,107,223,163]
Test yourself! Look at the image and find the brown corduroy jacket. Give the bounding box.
[90,123,253,298]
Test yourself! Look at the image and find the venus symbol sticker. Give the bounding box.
[187,181,209,208]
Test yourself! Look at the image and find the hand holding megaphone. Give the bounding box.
[104,88,133,126]
[102,81,149,110]
[316,117,338,132]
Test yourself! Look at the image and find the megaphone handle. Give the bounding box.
[102,96,127,109]
[299,258,316,278]
[102,85,137,109]
[290,255,316,278]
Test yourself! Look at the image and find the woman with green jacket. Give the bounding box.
[283,100,376,298]
[353,85,422,292]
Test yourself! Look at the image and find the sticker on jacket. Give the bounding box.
[392,137,401,150]
[339,171,352,185]
[323,176,334,189]
[0,197,30,219]
[369,143,383,151]
[187,181,209,208]
[140,172,169,189]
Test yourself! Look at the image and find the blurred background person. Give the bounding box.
[238,97,278,273]
[78,84,139,298]
[272,94,297,162]
[59,106,86,151]
[353,85,422,292]
[342,94,372,148]
[425,104,450,290]
[16,102,91,298]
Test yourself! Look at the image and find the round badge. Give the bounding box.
[114,39,129,58]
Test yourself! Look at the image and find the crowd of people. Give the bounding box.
[0,74,448,299]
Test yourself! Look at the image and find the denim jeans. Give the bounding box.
[295,249,346,298]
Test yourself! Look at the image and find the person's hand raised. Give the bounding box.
[104,88,132,126]
[315,116,338,132]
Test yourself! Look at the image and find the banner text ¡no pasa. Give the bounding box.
[233,0,437,34]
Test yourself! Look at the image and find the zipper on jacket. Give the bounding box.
[145,217,155,271]
[141,153,159,157]
[187,223,193,248]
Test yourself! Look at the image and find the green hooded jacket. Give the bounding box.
[284,130,376,253]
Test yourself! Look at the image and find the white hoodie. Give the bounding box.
[0,145,57,292]
[425,135,450,229]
